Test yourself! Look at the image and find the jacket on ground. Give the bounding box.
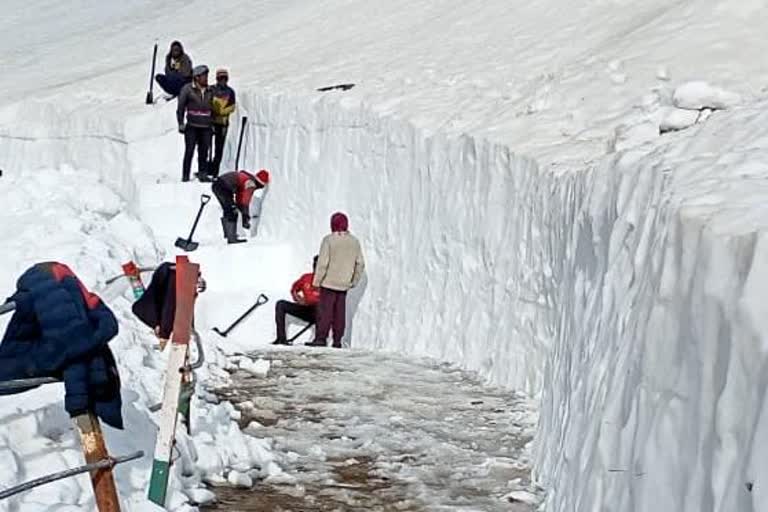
[132,262,176,340]
[291,273,320,306]
[212,84,236,126]
[313,230,365,291]
[177,83,214,128]
[0,262,123,429]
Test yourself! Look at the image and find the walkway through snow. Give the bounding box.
[205,347,540,511]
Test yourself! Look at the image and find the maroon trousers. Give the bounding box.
[314,288,347,347]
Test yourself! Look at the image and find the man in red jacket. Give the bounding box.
[211,169,269,243]
[272,256,319,345]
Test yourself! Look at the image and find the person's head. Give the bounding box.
[331,212,348,233]
[216,68,229,85]
[312,255,319,271]
[255,169,270,187]
[169,41,184,58]
[192,65,209,87]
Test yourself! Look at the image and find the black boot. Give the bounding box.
[221,218,246,244]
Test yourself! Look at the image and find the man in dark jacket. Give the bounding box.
[211,169,269,243]
[209,68,237,180]
[132,262,176,348]
[0,262,123,429]
[155,40,193,98]
[177,65,214,182]
[272,256,319,345]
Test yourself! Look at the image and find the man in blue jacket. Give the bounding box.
[0,262,123,429]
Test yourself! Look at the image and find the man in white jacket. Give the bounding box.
[307,212,365,348]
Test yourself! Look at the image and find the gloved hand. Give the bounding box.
[242,217,251,230]
[178,123,186,134]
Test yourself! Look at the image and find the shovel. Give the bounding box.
[175,194,211,252]
[213,294,269,337]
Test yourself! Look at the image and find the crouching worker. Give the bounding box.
[155,40,193,98]
[272,256,319,345]
[132,262,207,349]
[211,169,269,244]
[0,262,123,429]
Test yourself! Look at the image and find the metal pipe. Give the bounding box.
[0,450,144,500]
[0,376,59,392]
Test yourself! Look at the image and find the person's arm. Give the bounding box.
[237,185,257,225]
[312,238,330,288]
[222,88,236,115]
[180,55,193,78]
[290,276,304,303]
[351,242,365,287]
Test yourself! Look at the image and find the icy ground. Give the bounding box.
[209,348,539,511]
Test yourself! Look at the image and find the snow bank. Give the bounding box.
[536,103,768,511]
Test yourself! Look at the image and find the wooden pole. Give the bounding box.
[73,413,121,512]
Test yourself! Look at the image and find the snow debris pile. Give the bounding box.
[610,80,742,151]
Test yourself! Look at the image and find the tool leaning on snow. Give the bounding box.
[175,193,211,251]
[0,262,142,511]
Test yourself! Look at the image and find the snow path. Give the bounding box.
[208,348,539,511]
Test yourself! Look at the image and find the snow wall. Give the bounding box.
[2,93,768,511]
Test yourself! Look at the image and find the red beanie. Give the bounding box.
[255,169,270,185]
[331,212,348,232]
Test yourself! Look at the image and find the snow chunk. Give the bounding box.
[503,490,539,504]
[185,487,217,506]
[238,358,271,377]
[227,470,253,488]
[659,107,700,133]
[672,81,740,110]
[656,66,670,81]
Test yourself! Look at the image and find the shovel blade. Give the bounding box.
[174,238,199,252]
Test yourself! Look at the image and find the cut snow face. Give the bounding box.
[211,348,540,511]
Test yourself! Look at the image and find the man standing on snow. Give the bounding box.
[209,68,237,180]
[272,256,320,345]
[177,65,214,182]
[307,212,365,348]
[211,169,270,243]
[155,40,193,98]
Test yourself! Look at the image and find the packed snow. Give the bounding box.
[1,1,768,511]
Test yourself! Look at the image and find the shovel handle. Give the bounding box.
[201,194,211,205]
[257,294,269,306]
